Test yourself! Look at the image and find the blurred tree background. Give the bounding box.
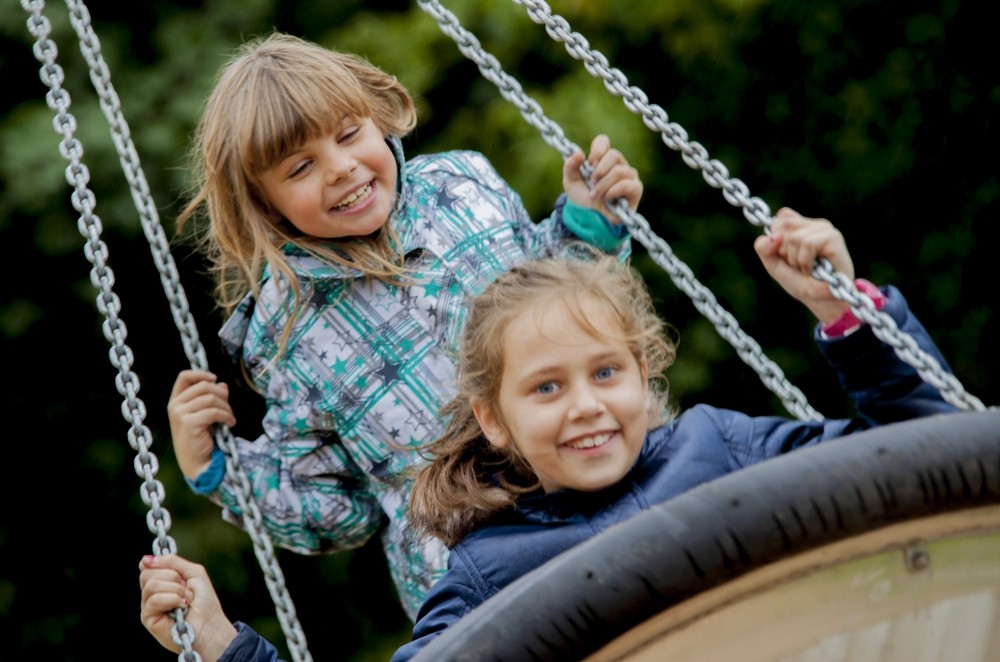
[1,0,997,659]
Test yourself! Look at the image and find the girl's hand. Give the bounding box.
[753,207,855,324]
[167,369,236,481]
[139,554,237,660]
[563,134,643,223]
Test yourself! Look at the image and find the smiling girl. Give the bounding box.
[390,208,961,660]
[165,31,642,621]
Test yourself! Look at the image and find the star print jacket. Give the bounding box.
[189,138,631,620]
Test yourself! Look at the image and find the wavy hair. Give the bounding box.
[408,250,677,547]
[177,32,417,356]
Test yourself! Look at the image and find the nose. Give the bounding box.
[322,140,355,183]
[568,384,605,420]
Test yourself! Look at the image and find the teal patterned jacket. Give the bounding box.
[195,139,630,619]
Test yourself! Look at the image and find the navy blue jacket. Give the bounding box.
[217,286,959,662]
[390,285,959,661]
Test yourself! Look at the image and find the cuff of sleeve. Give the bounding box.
[185,446,226,495]
[821,278,887,338]
[220,622,274,662]
[562,199,628,251]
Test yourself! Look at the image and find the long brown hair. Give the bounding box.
[177,32,417,356]
[408,251,677,547]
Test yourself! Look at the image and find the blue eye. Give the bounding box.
[595,366,617,381]
[536,382,557,395]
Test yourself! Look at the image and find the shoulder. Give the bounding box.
[642,405,753,456]
[673,404,747,433]
[407,150,508,188]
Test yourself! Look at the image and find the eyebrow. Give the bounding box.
[515,348,627,384]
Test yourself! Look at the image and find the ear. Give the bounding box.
[471,397,509,450]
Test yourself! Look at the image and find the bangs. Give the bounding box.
[566,291,627,340]
[238,62,374,176]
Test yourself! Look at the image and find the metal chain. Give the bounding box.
[22,1,315,659]
[509,0,983,412]
[416,0,823,420]
[815,260,985,410]
[21,2,198,660]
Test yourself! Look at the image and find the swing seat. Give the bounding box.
[412,408,1000,662]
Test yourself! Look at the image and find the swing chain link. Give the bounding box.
[509,0,983,412]
[22,1,315,660]
[418,0,823,421]
[21,2,200,660]
[512,0,774,229]
[814,261,985,411]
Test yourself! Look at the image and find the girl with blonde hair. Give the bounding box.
[390,209,959,660]
[165,30,643,621]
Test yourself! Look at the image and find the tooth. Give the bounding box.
[569,433,610,449]
[335,184,370,209]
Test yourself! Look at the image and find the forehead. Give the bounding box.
[503,296,624,354]
[243,74,372,173]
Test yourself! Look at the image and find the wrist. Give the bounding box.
[820,279,886,338]
[185,447,226,494]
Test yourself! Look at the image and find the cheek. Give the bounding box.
[615,387,649,426]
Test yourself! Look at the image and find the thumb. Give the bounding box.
[753,233,773,258]
[563,149,585,183]
[754,233,778,267]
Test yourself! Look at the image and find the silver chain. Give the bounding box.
[20,2,199,660]
[21,1,315,659]
[509,0,983,412]
[416,0,824,420]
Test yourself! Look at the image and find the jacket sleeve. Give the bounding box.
[815,284,960,424]
[195,283,385,556]
[219,622,283,662]
[390,549,482,662]
[720,285,961,465]
[460,151,631,260]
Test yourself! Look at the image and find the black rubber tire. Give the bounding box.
[412,409,1000,662]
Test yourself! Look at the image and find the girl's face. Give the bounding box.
[258,115,397,239]
[473,297,650,493]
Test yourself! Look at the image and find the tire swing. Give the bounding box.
[414,409,1000,662]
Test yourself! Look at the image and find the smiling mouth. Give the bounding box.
[564,432,613,450]
[333,182,373,210]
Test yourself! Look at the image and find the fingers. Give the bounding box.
[139,552,206,578]
[138,554,238,659]
[168,371,234,480]
[768,208,853,278]
[563,135,643,217]
[171,369,219,400]
[170,388,236,429]
[168,370,236,434]
[584,135,642,212]
[756,207,857,322]
[139,554,194,653]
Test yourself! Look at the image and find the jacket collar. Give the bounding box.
[509,430,664,524]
